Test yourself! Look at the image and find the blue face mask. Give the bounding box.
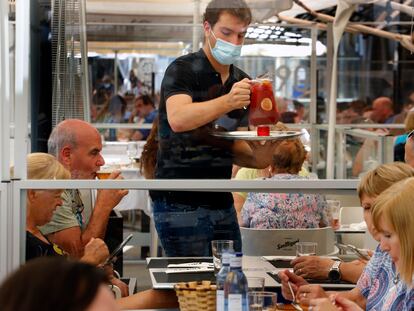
[208,29,242,65]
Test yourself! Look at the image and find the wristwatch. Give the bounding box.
[328,260,342,281]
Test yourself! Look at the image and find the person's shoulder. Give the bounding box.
[168,51,202,68]
[234,167,258,180]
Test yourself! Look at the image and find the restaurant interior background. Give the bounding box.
[1,0,414,289]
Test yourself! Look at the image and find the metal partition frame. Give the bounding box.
[7,178,358,276]
[0,0,10,181]
[0,183,9,282]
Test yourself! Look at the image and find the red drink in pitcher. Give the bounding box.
[249,79,279,135]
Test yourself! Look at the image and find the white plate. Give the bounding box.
[211,130,302,141]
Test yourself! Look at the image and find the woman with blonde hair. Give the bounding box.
[25,153,108,265]
[394,110,414,161]
[307,176,414,311]
[371,177,414,287]
[279,162,414,310]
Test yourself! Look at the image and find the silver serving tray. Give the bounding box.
[211,131,302,141]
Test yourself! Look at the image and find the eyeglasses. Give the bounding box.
[408,130,414,140]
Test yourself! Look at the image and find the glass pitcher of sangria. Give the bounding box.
[248,78,279,136]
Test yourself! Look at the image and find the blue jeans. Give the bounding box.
[152,199,242,256]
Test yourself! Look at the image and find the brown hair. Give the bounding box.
[140,118,158,179]
[271,139,306,174]
[136,94,155,108]
[372,177,414,286]
[203,0,252,28]
[357,162,414,200]
[0,257,108,311]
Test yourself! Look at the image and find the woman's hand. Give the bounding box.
[278,269,308,300]
[296,284,329,305]
[308,295,363,311]
[307,298,339,311]
[291,256,334,279]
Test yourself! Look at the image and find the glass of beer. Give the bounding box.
[327,200,341,230]
[96,167,112,180]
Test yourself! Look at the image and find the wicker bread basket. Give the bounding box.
[174,281,217,311]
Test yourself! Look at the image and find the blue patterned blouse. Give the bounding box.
[357,245,414,310]
[241,174,329,229]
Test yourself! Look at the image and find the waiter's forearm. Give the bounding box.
[167,94,232,132]
[232,141,273,169]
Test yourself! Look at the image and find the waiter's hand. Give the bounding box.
[246,140,278,168]
[227,78,251,110]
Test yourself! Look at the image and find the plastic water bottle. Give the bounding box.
[224,252,248,311]
[216,253,232,311]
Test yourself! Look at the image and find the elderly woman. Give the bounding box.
[25,153,108,265]
[241,139,328,229]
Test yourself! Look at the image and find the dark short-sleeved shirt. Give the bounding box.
[152,49,249,208]
[26,231,65,261]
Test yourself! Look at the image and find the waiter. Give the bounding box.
[152,0,275,256]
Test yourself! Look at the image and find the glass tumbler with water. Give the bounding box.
[248,291,277,311]
[126,142,139,167]
[296,242,317,257]
[211,240,234,275]
[246,277,265,292]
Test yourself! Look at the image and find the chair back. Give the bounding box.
[240,226,335,256]
[339,206,363,225]
[339,206,364,248]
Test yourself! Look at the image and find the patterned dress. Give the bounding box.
[357,245,414,310]
[241,174,329,229]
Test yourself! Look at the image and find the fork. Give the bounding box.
[287,281,304,311]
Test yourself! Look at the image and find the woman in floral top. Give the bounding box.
[241,139,328,229]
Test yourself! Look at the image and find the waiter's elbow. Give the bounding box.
[168,116,187,132]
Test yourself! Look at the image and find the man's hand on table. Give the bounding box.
[291,256,333,280]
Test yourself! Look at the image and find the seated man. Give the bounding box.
[39,119,128,258]
[130,94,158,140]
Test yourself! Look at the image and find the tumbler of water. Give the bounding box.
[296,242,317,257]
[211,240,234,275]
[248,291,277,311]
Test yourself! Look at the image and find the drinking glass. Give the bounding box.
[248,291,277,311]
[247,277,265,292]
[96,165,113,180]
[126,142,139,167]
[211,240,234,275]
[296,242,317,257]
[327,200,341,230]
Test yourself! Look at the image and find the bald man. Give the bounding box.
[371,97,394,123]
[39,119,128,258]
